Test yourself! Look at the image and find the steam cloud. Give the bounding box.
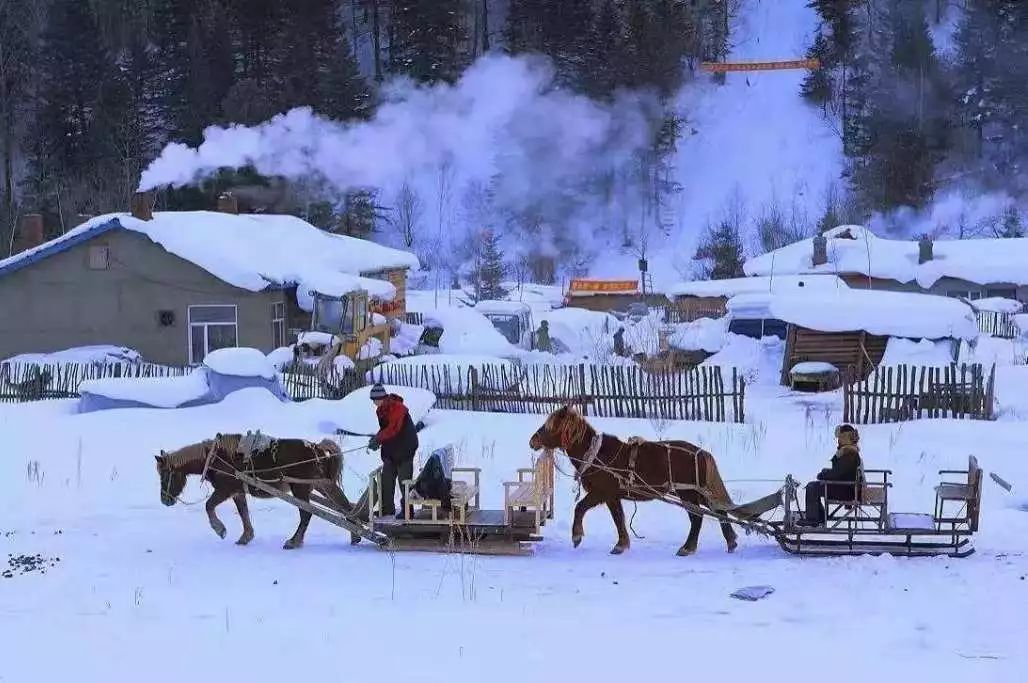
[139,55,656,236]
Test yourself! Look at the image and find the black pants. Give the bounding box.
[380,458,414,515]
[804,482,826,524]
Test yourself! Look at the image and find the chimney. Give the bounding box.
[217,192,239,215]
[918,234,933,264]
[812,233,828,266]
[13,214,45,254]
[130,191,154,221]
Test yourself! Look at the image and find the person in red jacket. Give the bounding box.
[368,384,419,518]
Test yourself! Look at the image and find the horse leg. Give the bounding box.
[205,489,231,539]
[606,498,630,555]
[571,490,605,548]
[283,483,313,550]
[720,521,739,553]
[232,494,255,546]
[677,511,703,557]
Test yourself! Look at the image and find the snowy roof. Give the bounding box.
[667,274,848,299]
[0,211,419,301]
[726,289,978,341]
[970,297,1023,314]
[474,300,531,315]
[744,225,1028,287]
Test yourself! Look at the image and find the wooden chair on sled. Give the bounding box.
[817,466,892,531]
[934,455,982,533]
[503,451,555,534]
[400,449,482,524]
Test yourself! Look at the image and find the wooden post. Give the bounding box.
[578,363,588,416]
[470,366,479,412]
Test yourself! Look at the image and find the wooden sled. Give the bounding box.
[770,457,983,558]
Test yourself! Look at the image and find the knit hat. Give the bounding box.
[369,383,387,400]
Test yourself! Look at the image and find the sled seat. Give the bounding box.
[403,468,480,525]
[934,456,982,532]
[503,452,555,532]
[824,468,891,530]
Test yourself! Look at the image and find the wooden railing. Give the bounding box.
[976,310,1018,339]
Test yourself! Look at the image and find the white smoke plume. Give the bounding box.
[139,55,658,264]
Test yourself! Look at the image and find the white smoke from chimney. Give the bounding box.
[138,55,657,224]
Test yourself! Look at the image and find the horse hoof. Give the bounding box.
[610,545,627,555]
[572,535,583,548]
[283,539,302,550]
[676,546,696,557]
[236,534,254,546]
[727,541,738,554]
[212,525,227,539]
[350,533,362,546]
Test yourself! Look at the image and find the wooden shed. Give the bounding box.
[726,289,979,388]
[563,279,664,313]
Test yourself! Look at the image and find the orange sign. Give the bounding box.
[702,58,820,73]
[568,279,639,296]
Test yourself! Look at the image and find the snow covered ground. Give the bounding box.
[2,360,1028,681]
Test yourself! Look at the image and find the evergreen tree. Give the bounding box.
[999,206,1024,238]
[800,31,834,108]
[468,229,507,302]
[693,220,745,280]
[389,0,469,83]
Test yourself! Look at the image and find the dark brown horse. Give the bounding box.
[156,434,353,549]
[529,406,738,556]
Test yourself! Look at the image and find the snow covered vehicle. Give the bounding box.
[474,300,536,350]
[293,289,392,378]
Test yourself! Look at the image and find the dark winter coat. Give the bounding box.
[375,394,419,464]
[816,444,863,501]
[413,452,452,509]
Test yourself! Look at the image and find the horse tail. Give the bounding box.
[701,451,733,508]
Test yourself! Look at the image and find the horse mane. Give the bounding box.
[162,440,214,469]
[547,406,594,451]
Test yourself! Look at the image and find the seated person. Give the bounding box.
[798,424,863,526]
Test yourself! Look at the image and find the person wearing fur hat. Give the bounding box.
[799,424,863,526]
[368,383,419,518]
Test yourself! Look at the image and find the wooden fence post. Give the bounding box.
[470,366,480,412]
[578,364,588,415]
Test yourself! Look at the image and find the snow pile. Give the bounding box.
[333,385,437,436]
[746,224,1028,289]
[880,339,957,367]
[79,370,211,411]
[3,345,142,367]
[1,212,419,311]
[728,289,978,341]
[790,361,838,375]
[1016,314,1028,337]
[703,334,785,385]
[669,317,729,353]
[971,297,1023,314]
[474,300,531,316]
[358,337,383,361]
[668,274,847,299]
[266,346,296,370]
[390,322,424,356]
[538,307,619,356]
[203,347,277,380]
[422,308,517,356]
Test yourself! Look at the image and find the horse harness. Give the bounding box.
[577,432,703,497]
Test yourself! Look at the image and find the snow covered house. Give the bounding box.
[745,225,1028,303]
[667,274,847,321]
[726,288,979,386]
[0,198,418,366]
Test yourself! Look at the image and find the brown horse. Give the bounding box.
[155,434,353,549]
[529,406,738,556]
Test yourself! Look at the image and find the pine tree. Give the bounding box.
[693,221,745,280]
[389,0,469,83]
[469,229,507,302]
[800,31,834,108]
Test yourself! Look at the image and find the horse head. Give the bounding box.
[155,451,187,507]
[530,405,587,452]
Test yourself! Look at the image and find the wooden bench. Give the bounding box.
[503,452,555,533]
[402,467,481,525]
[935,455,982,532]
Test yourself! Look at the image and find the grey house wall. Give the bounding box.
[0,229,289,365]
[839,273,1026,302]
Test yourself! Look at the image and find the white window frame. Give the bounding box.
[188,304,239,365]
[272,302,286,348]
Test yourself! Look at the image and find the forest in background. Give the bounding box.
[0,0,1025,285]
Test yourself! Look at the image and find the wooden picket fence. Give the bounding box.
[368,362,746,422]
[0,362,189,403]
[976,310,1018,339]
[843,363,995,424]
[0,358,747,423]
